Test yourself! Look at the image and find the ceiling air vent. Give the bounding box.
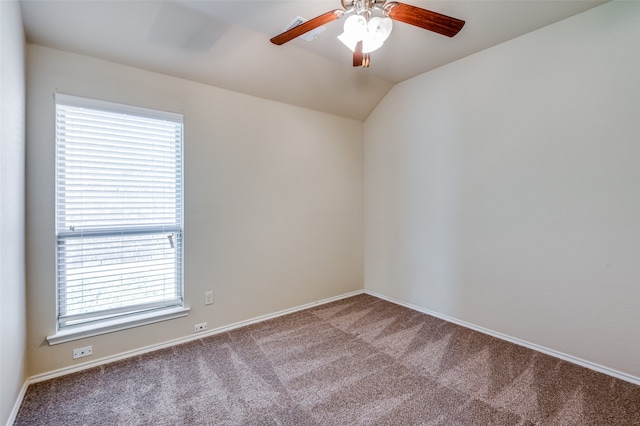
[282,16,327,41]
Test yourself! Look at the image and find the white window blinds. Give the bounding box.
[55,94,184,329]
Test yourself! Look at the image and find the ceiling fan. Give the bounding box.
[270,0,465,68]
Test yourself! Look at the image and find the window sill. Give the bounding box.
[46,306,191,345]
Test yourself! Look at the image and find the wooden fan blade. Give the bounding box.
[386,2,464,37]
[270,10,343,45]
[353,41,364,67]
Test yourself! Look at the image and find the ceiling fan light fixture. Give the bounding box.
[338,15,393,54]
[271,1,465,68]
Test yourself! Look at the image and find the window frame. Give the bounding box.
[48,94,189,345]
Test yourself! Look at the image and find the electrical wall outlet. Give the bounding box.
[205,291,214,305]
[194,322,208,332]
[73,345,93,359]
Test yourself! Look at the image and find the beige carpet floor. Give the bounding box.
[15,294,640,425]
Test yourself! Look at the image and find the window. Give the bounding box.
[52,94,186,342]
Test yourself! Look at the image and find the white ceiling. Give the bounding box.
[20,0,608,121]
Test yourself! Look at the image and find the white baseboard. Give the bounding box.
[6,380,28,426]
[28,289,364,384]
[365,289,640,387]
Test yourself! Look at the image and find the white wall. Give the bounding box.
[26,45,363,376]
[0,0,27,424]
[365,0,640,379]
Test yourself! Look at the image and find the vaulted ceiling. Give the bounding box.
[20,0,608,121]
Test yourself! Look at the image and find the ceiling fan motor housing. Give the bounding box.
[341,0,388,15]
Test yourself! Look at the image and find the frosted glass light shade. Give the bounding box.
[368,17,393,43]
[338,15,367,51]
[338,15,393,54]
